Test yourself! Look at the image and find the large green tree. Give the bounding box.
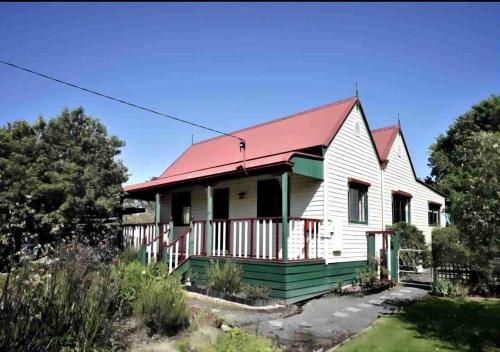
[427,96,499,289]
[0,108,127,266]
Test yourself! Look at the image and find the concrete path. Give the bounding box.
[256,286,427,350]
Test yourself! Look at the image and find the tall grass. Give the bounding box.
[205,260,242,294]
[134,273,189,335]
[0,246,191,350]
[0,257,120,351]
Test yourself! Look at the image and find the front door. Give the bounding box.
[213,188,230,254]
[213,188,229,220]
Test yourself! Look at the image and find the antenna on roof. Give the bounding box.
[355,82,359,97]
[397,112,401,126]
[191,134,194,145]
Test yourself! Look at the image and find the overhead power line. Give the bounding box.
[0,59,245,144]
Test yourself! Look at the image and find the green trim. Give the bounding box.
[367,236,375,258]
[155,193,161,236]
[391,232,400,281]
[291,156,323,180]
[139,245,147,266]
[168,219,174,242]
[281,172,289,262]
[205,185,213,255]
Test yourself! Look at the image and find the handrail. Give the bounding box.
[164,227,190,249]
[122,222,169,227]
[144,233,162,246]
[211,216,282,222]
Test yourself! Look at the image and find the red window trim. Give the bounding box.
[348,178,371,187]
[392,190,413,198]
[428,200,442,207]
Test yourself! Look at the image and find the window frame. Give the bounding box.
[428,202,441,226]
[392,192,412,224]
[348,180,369,225]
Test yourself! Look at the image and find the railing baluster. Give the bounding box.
[169,246,173,272]
[238,221,243,257]
[268,220,273,259]
[262,220,266,259]
[212,222,216,256]
[217,221,221,257]
[275,221,279,260]
[244,221,248,258]
[175,241,179,267]
[256,220,260,259]
[186,231,190,258]
[250,220,254,258]
[233,221,237,257]
[222,221,226,256]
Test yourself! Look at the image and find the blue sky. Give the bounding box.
[1,3,498,185]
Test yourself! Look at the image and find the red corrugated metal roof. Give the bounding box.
[371,124,400,162]
[125,97,357,193]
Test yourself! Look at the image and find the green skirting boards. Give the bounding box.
[184,257,367,304]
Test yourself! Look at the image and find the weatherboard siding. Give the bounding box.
[324,104,383,264]
[382,133,445,243]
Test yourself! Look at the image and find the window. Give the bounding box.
[172,192,191,226]
[428,203,441,226]
[348,182,368,224]
[392,194,411,224]
[257,178,288,218]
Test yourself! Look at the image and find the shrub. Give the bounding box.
[117,247,140,264]
[134,274,189,335]
[212,329,282,352]
[240,284,272,300]
[205,260,242,294]
[432,226,468,261]
[356,267,379,289]
[391,222,431,269]
[112,260,145,316]
[431,278,469,297]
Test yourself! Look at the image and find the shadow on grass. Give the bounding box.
[399,297,500,352]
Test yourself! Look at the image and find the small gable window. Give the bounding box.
[348,179,369,224]
[428,202,441,226]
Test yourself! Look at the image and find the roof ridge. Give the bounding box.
[191,96,358,147]
[371,124,400,133]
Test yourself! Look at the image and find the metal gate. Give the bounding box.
[398,248,433,288]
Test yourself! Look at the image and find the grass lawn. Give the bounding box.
[337,296,500,352]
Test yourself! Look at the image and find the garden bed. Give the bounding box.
[341,280,396,296]
[185,285,278,307]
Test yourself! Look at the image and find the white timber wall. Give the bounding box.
[324,104,383,264]
[382,133,446,244]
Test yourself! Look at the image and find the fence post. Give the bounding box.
[205,185,213,256]
[139,238,147,266]
[390,231,400,282]
[281,172,289,262]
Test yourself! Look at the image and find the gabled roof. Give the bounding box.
[125,96,358,193]
[371,124,400,162]
[371,124,447,198]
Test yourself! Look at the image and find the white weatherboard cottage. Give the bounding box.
[123,96,445,302]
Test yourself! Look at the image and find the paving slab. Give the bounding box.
[356,303,375,308]
[332,312,349,318]
[344,307,361,313]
